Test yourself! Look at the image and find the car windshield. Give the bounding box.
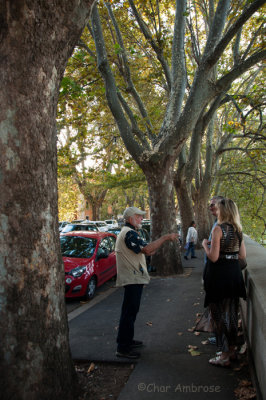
[96,222,106,227]
[62,224,98,233]
[108,228,121,235]
[60,236,97,258]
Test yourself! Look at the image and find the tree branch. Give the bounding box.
[205,0,265,68]
[242,23,264,61]
[117,91,151,148]
[90,3,145,161]
[170,0,187,118]
[216,49,266,92]
[104,1,155,142]
[128,0,172,92]
[202,0,231,60]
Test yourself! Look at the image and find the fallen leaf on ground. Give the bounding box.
[177,332,183,336]
[188,349,201,356]
[234,380,256,399]
[193,302,200,306]
[166,299,171,302]
[201,340,208,345]
[87,363,95,374]
[188,345,198,350]
[187,326,195,332]
[146,321,153,327]
[239,380,252,387]
[196,313,201,317]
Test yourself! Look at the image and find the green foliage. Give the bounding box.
[57,0,265,242]
[58,177,79,221]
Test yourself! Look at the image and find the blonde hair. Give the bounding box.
[217,198,242,233]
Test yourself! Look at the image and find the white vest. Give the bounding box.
[115,226,150,287]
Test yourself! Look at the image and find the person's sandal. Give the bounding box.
[209,355,230,367]
[216,351,237,361]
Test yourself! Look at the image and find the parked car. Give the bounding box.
[61,231,117,299]
[141,220,151,234]
[105,219,119,228]
[71,219,85,224]
[61,223,99,234]
[59,221,70,232]
[89,221,109,232]
[107,227,122,236]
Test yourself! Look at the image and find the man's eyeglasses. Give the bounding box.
[209,203,216,208]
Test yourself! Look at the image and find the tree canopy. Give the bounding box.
[58,0,265,254]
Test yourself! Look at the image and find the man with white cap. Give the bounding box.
[115,206,179,359]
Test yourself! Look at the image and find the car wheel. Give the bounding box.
[86,276,97,299]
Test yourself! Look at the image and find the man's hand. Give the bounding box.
[168,233,179,241]
[141,232,179,256]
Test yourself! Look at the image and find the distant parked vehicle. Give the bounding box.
[141,220,151,234]
[89,221,109,232]
[107,227,122,236]
[71,219,85,224]
[107,226,150,240]
[61,223,99,234]
[59,221,70,232]
[105,219,119,229]
[61,231,117,299]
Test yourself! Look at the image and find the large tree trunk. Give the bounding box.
[194,191,214,241]
[0,2,94,399]
[174,179,195,245]
[145,164,182,275]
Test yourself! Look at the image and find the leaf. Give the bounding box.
[146,321,153,327]
[196,313,201,317]
[201,340,208,345]
[188,345,198,350]
[177,332,183,336]
[87,362,95,373]
[189,350,201,356]
[194,331,200,336]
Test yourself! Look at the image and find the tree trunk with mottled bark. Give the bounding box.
[174,180,195,245]
[0,1,94,399]
[145,163,182,275]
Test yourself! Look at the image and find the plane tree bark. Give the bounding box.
[0,1,94,399]
[89,0,265,274]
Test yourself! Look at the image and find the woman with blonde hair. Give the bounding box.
[201,198,246,367]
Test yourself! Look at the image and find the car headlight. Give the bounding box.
[70,266,86,278]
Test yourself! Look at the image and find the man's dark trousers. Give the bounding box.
[117,284,143,352]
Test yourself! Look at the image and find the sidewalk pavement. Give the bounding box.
[68,250,245,399]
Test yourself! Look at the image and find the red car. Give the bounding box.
[60,231,117,299]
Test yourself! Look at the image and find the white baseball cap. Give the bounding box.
[123,207,146,219]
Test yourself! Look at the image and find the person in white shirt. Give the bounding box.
[184,221,198,260]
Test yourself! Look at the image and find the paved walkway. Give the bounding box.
[68,250,246,399]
